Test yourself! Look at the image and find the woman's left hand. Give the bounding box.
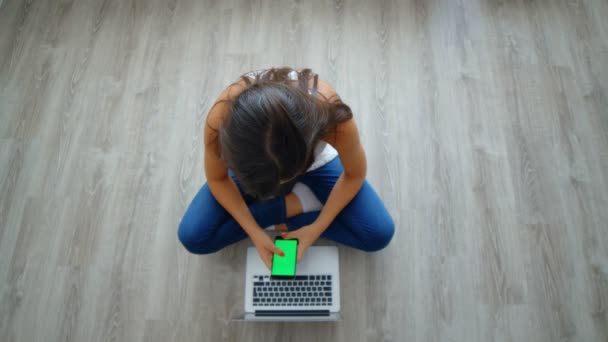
[280,224,323,263]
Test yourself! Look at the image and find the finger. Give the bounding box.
[271,244,285,257]
[296,247,303,263]
[262,254,272,270]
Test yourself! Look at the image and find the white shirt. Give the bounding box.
[306,141,338,172]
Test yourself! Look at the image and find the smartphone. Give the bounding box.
[271,237,298,279]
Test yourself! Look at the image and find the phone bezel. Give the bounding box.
[271,236,299,279]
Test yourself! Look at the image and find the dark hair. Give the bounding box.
[211,67,353,199]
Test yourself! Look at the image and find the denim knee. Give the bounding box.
[177,219,216,255]
[362,214,395,252]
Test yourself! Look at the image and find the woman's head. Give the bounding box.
[217,67,352,199]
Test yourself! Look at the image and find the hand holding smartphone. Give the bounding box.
[271,237,298,279]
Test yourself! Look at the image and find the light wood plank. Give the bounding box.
[0,0,607,341]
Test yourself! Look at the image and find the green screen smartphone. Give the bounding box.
[271,237,298,279]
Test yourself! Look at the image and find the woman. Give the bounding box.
[178,67,394,270]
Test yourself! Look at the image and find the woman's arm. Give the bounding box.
[277,78,368,262]
[313,118,367,233]
[310,79,367,233]
[204,82,262,237]
[280,115,367,262]
[205,80,286,269]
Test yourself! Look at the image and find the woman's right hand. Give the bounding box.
[250,229,284,270]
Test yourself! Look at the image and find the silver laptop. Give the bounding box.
[242,245,341,321]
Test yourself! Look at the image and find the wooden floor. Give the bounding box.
[1,0,607,341]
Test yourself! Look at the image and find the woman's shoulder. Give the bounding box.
[315,78,340,103]
[316,79,354,145]
[207,78,249,130]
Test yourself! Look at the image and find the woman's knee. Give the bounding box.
[177,219,217,255]
[178,182,228,255]
[361,214,395,252]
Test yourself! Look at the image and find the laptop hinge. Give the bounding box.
[255,310,330,317]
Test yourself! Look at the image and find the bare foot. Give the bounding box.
[275,223,288,232]
[285,192,303,218]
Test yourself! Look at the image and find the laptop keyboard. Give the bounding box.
[252,274,333,307]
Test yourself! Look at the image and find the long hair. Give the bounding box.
[210,67,353,199]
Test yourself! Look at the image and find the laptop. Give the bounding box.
[241,245,341,321]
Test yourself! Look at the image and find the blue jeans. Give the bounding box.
[178,156,395,254]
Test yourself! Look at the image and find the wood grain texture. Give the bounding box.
[1,0,607,341]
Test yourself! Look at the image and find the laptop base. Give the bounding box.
[232,312,342,322]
